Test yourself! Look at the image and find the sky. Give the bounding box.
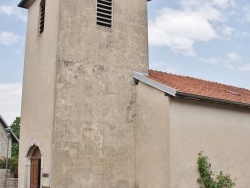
[0,0,250,124]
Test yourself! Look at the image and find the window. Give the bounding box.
[96,0,113,28]
[39,0,46,33]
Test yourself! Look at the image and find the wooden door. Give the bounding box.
[30,158,41,188]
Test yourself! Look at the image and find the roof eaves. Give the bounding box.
[19,0,151,8]
[0,115,19,143]
[133,71,177,96]
[18,0,36,9]
[176,92,250,109]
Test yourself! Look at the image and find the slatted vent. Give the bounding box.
[97,0,113,28]
[39,0,46,33]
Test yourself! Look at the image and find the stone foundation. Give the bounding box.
[0,169,18,188]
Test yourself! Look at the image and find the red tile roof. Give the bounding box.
[148,70,250,106]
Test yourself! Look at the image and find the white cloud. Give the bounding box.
[212,0,236,9]
[244,5,250,22]
[149,8,218,56]
[0,32,20,46]
[0,4,27,22]
[148,0,236,57]
[0,83,22,125]
[227,52,240,62]
[200,52,241,69]
[15,49,23,55]
[200,57,222,64]
[0,5,15,15]
[219,26,235,37]
[239,64,250,72]
[150,61,180,74]
[241,32,250,37]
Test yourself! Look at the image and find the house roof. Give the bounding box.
[0,115,19,143]
[18,0,35,9]
[133,70,250,109]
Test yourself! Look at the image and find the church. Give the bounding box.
[18,0,250,187]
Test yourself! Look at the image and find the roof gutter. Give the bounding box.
[176,92,250,109]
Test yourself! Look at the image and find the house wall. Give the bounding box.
[134,81,250,188]
[18,0,59,187]
[135,82,170,188]
[0,121,11,159]
[169,98,250,188]
[51,0,149,187]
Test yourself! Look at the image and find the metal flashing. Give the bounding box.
[133,71,177,96]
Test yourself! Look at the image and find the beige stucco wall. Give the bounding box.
[18,0,59,187]
[169,98,250,188]
[51,0,149,187]
[135,82,170,188]
[135,81,250,188]
[19,0,149,187]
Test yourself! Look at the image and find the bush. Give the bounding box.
[197,152,235,188]
[0,158,5,168]
[0,157,18,178]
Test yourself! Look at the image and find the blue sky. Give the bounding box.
[0,0,250,124]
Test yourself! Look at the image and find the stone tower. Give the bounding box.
[18,0,149,187]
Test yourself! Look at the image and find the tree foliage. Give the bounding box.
[11,117,20,158]
[0,157,18,178]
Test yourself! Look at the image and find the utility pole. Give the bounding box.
[4,127,12,188]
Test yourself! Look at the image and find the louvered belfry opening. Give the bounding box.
[97,0,113,28]
[39,0,46,33]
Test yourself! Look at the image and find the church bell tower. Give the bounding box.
[18,0,149,187]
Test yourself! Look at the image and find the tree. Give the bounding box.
[11,117,20,158]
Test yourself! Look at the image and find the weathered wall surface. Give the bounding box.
[0,169,18,188]
[18,0,59,187]
[6,178,18,188]
[135,82,170,188]
[169,98,250,188]
[0,121,11,158]
[0,169,8,187]
[52,0,148,187]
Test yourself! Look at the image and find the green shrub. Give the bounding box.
[197,152,235,188]
[0,158,5,168]
[0,157,18,178]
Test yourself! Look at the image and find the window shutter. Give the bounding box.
[39,0,46,33]
[97,0,113,28]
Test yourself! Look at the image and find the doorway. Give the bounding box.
[30,147,41,188]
